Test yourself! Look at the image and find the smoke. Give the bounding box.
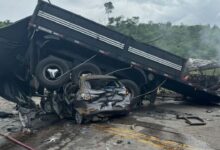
[199,26,220,60]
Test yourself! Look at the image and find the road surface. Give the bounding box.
[0,97,219,150]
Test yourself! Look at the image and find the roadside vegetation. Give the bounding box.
[108,18,220,60]
[104,2,220,60]
[0,20,11,28]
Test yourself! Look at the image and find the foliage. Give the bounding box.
[107,17,220,60]
[104,2,114,16]
[0,20,11,28]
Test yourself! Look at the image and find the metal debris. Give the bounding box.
[116,139,123,144]
[176,115,206,126]
[45,133,62,143]
[130,124,136,130]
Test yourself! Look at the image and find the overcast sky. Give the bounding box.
[0,0,220,26]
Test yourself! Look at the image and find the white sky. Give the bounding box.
[0,0,220,26]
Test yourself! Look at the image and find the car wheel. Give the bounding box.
[120,79,141,108]
[40,100,53,114]
[35,56,70,90]
[71,63,102,84]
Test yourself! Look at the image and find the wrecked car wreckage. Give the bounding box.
[73,75,131,124]
[16,74,132,127]
[1,0,220,128]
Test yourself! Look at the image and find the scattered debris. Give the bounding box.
[0,133,35,150]
[116,139,123,144]
[130,124,136,130]
[176,115,206,126]
[7,127,20,133]
[105,147,110,150]
[185,58,220,94]
[44,133,62,144]
[206,110,213,113]
[206,118,214,121]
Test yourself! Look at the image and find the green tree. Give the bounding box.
[104,2,114,21]
[0,20,11,28]
[107,17,220,60]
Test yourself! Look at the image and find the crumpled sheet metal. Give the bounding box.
[186,58,220,71]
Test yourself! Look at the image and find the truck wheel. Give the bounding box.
[35,56,70,90]
[72,63,102,84]
[120,79,141,108]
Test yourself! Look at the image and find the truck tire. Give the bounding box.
[35,56,70,90]
[72,63,102,84]
[120,79,141,108]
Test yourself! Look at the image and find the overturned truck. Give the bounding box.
[0,0,220,116]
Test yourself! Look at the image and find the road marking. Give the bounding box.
[94,124,199,150]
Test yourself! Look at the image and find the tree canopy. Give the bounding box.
[107,17,220,60]
[0,20,11,28]
[104,2,114,16]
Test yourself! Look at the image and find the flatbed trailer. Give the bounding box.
[0,0,220,103]
[31,1,185,79]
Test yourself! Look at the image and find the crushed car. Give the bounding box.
[18,74,131,127]
[73,75,131,124]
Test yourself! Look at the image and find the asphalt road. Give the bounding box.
[0,97,220,150]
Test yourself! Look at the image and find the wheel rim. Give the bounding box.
[43,64,63,81]
[41,101,53,113]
